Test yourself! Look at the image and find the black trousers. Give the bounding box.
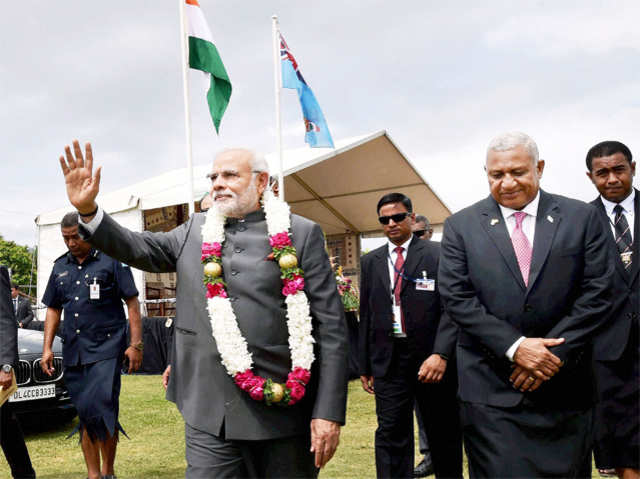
[373,339,462,479]
[594,316,640,469]
[461,401,592,478]
[184,423,318,479]
[0,403,35,479]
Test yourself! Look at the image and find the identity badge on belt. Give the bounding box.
[415,271,435,291]
[392,304,403,335]
[89,278,100,300]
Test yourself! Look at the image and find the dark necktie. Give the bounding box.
[393,246,406,333]
[614,204,633,271]
[13,298,18,314]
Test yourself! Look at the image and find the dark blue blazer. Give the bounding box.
[590,188,640,361]
[438,190,613,409]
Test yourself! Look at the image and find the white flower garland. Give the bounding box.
[201,190,315,404]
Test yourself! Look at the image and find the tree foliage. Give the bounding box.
[0,236,36,294]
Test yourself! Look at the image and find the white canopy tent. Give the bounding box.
[35,130,451,317]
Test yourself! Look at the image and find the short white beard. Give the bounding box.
[214,181,259,217]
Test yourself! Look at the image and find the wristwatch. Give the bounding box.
[130,341,144,352]
[1,364,13,373]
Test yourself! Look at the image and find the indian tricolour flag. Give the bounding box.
[186,0,231,133]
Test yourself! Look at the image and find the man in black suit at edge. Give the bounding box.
[585,140,639,479]
[438,131,613,478]
[359,193,461,479]
[0,266,36,478]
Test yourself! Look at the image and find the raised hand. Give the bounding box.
[59,140,101,214]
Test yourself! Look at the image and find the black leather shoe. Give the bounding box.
[413,458,434,477]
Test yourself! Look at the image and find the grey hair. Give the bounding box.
[249,151,269,174]
[486,132,539,163]
[61,212,79,228]
[215,148,270,174]
[415,215,430,227]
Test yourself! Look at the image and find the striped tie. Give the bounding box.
[614,204,633,271]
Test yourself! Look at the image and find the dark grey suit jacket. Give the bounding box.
[83,209,348,440]
[590,188,640,361]
[15,296,33,328]
[438,190,613,409]
[0,266,18,368]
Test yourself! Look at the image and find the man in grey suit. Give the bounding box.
[438,132,614,478]
[57,140,348,478]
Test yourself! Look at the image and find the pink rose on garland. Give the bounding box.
[269,232,292,248]
[249,385,265,401]
[288,382,306,403]
[206,282,227,299]
[288,367,311,385]
[234,369,254,388]
[201,242,222,261]
[282,275,305,296]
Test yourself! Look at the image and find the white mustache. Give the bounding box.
[214,189,237,200]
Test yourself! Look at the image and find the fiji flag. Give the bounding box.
[280,33,334,148]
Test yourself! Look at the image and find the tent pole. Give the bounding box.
[272,15,284,200]
[179,0,196,216]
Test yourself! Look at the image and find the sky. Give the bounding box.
[1,0,639,247]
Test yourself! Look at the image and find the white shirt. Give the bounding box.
[498,191,540,246]
[387,237,412,294]
[498,191,541,361]
[600,189,635,242]
[79,207,105,234]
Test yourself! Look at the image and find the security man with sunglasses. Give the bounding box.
[358,193,462,479]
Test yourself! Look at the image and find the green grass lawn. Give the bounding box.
[1,376,598,478]
[2,377,384,478]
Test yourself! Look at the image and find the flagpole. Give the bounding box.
[179,0,196,216]
[271,15,285,200]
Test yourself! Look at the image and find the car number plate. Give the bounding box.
[9,384,56,402]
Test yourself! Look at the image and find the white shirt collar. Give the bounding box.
[498,190,540,220]
[387,236,413,256]
[600,189,635,217]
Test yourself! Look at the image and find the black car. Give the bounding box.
[8,328,76,421]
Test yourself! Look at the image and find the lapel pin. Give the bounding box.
[547,215,554,223]
[490,218,499,226]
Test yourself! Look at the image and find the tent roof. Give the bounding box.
[36,130,451,234]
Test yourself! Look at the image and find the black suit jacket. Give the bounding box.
[0,266,18,368]
[15,296,33,328]
[438,190,613,409]
[359,237,457,378]
[591,188,640,361]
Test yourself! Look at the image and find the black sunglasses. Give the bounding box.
[378,212,410,225]
[413,230,427,237]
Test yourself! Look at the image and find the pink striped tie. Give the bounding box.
[512,211,532,286]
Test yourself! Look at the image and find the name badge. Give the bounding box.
[90,279,100,300]
[392,304,403,335]
[416,279,435,291]
[415,271,435,291]
[621,251,633,266]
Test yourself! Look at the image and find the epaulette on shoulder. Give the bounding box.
[54,252,68,263]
